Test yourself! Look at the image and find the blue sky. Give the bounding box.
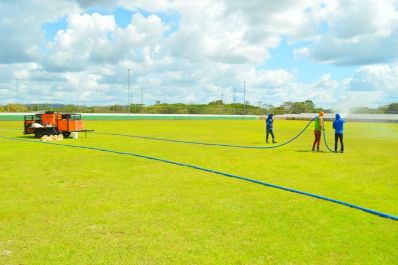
[263,39,355,83]
[41,7,354,84]
[1,0,398,108]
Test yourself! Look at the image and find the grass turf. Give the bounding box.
[0,119,397,264]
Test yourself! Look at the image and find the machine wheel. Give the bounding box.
[62,132,71,137]
[34,129,44,138]
[47,127,58,136]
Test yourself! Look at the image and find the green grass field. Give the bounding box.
[1,119,397,264]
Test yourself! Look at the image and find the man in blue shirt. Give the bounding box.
[266,114,276,143]
[333,113,345,153]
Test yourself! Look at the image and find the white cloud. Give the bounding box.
[75,0,116,9]
[330,0,397,39]
[0,0,397,108]
[224,0,319,41]
[294,47,309,59]
[44,13,117,71]
[0,0,80,64]
[306,0,398,65]
[121,0,318,65]
[350,64,398,95]
[330,64,398,110]
[43,11,169,72]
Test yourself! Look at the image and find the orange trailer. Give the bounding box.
[24,111,92,138]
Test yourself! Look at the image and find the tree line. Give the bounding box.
[0,101,397,114]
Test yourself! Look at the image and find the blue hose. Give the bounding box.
[0,134,397,222]
[94,118,315,149]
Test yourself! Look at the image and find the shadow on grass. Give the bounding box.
[295,150,313,153]
[0,128,21,131]
[13,135,76,141]
[14,135,36,139]
[295,149,331,153]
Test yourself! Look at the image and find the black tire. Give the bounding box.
[62,132,71,137]
[34,129,44,138]
[49,128,58,136]
[43,128,53,136]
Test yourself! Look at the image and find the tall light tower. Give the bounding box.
[233,86,237,115]
[220,88,224,114]
[127,69,131,118]
[243,80,246,118]
[16,78,19,103]
[141,86,144,113]
[163,85,165,104]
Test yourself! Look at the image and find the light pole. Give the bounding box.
[141,86,144,113]
[16,78,19,103]
[163,85,165,104]
[220,88,224,114]
[233,87,237,115]
[127,69,131,118]
[243,80,246,119]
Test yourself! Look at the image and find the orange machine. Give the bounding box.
[24,111,90,138]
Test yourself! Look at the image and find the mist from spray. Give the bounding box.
[333,90,386,119]
[334,102,352,120]
[332,92,398,140]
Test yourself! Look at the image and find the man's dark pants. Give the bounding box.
[335,133,344,152]
[266,128,275,143]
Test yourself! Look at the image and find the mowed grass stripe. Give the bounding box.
[1,135,397,222]
[1,120,397,264]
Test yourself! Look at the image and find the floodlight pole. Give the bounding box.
[141,86,144,113]
[221,88,224,114]
[16,78,19,103]
[243,80,246,119]
[127,69,131,119]
[233,87,237,115]
[162,85,166,113]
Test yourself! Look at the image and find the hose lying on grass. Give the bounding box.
[0,134,397,222]
[94,118,316,150]
[96,118,341,153]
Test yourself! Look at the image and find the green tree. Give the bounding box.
[304,100,316,112]
[384,103,398,114]
[6,104,27,112]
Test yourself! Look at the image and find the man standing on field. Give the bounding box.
[333,113,345,153]
[312,111,324,152]
[266,113,276,143]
